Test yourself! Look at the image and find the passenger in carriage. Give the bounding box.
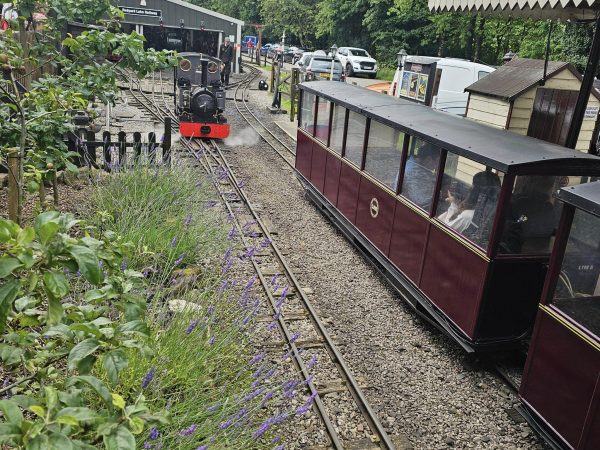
[500,176,561,254]
[401,143,440,209]
[438,171,501,234]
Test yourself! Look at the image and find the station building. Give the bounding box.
[116,0,244,72]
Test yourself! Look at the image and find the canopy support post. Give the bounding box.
[565,15,600,151]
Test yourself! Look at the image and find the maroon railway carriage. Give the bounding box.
[295,81,600,352]
[519,181,600,450]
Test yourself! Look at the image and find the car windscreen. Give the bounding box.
[350,49,369,57]
[311,59,342,70]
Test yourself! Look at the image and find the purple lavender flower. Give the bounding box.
[209,335,216,346]
[185,319,199,334]
[144,442,151,449]
[170,237,178,248]
[227,227,237,240]
[244,275,257,290]
[266,321,277,331]
[307,355,318,369]
[220,418,234,429]
[296,392,318,415]
[179,424,197,437]
[272,435,281,443]
[243,387,264,402]
[195,180,203,188]
[207,402,221,412]
[260,238,272,249]
[142,367,156,389]
[207,304,214,315]
[205,200,217,208]
[174,253,186,266]
[196,446,208,450]
[183,214,193,226]
[270,274,279,286]
[222,258,233,273]
[249,352,265,365]
[274,446,285,450]
[252,413,289,439]
[237,179,246,188]
[290,332,300,343]
[149,428,159,440]
[121,258,127,271]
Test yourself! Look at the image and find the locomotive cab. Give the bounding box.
[175,53,230,139]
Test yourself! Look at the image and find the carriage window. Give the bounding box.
[329,105,346,154]
[300,92,316,134]
[400,137,442,212]
[552,209,600,337]
[498,176,579,255]
[364,121,405,191]
[315,98,331,143]
[343,111,367,167]
[434,153,503,250]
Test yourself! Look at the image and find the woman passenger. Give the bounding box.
[438,171,501,233]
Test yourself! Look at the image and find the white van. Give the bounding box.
[389,57,495,115]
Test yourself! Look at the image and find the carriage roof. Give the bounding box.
[300,81,600,174]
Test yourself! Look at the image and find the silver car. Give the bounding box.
[304,56,344,81]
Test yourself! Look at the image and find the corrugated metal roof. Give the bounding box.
[428,0,600,20]
[300,81,600,173]
[464,58,575,101]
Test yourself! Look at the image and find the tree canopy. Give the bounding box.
[189,0,594,70]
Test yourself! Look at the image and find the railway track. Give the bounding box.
[233,64,297,167]
[116,68,399,449]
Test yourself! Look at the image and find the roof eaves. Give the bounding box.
[166,0,244,25]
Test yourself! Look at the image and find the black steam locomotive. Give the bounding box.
[175,53,229,139]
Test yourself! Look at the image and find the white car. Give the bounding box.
[336,47,378,78]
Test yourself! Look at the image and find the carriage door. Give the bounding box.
[527,88,579,146]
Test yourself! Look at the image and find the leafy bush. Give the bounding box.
[0,211,167,449]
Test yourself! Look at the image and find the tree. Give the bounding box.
[0,0,175,224]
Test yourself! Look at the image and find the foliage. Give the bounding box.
[0,0,176,222]
[0,211,167,449]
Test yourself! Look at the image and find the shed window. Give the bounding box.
[300,91,316,134]
[364,121,405,191]
[400,137,442,212]
[343,110,367,167]
[498,176,579,255]
[329,104,346,154]
[434,153,503,250]
[315,97,331,143]
[552,209,600,337]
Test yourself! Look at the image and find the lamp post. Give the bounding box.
[330,44,338,80]
[397,49,407,68]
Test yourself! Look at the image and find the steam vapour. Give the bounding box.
[224,127,260,147]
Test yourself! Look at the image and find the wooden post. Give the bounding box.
[102,131,112,171]
[86,130,97,167]
[148,132,156,164]
[118,131,127,168]
[133,132,142,162]
[7,148,19,222]
[270,62,276,93]
[163,117,172,165]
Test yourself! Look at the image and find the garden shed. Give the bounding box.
[464,57,600,152]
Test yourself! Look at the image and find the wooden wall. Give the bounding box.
[466,94,511,129]
[507,68,599,152]
[466,68,599,153]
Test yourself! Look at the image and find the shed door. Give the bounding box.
[527,88,579,146]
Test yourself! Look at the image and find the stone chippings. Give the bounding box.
[219,83,547,450]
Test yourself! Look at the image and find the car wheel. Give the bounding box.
[368,73,377,79]
[346,63,354,77]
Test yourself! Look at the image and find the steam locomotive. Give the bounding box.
[175,53,230,139]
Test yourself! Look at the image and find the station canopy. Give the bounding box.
[428,0,600,20]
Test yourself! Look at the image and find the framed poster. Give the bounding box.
[400,71,410,97]
[409,73,419,99]
[417,74,428,102]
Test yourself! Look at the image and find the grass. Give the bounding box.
[88,162,303,449]
[376,66,396,81]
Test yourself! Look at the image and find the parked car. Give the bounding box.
[295,52,314,76]
[267,44,283,60]
[260,43,274,56]
[336,47,378,78]
[304,56,344,81]
[389,56,495,115]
